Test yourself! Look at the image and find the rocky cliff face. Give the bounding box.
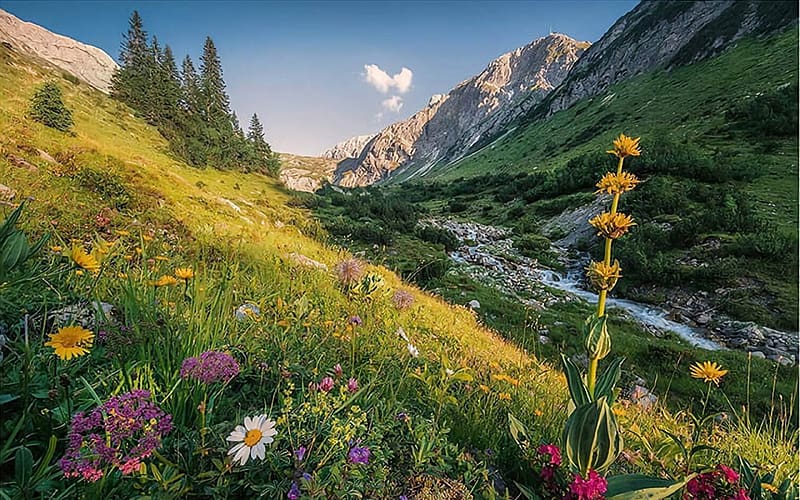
[321,134,376,161]
[537,0,797,118]
[333,33,589,187]
[0,9,118,93]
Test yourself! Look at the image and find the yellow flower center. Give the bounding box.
[244,429,262,447]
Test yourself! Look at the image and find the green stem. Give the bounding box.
[587,358,598,397]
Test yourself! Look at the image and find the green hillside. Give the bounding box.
[0,30,797,500]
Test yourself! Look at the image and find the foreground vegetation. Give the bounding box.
[0,35,797,500]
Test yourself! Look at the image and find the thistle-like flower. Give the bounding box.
[595,171,640,195]
[606,134,641,158]
[586,260,622,291]
[589,212,636,239]
[335,258,364,285]
[690,361,728,386]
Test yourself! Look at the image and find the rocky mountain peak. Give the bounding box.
[0,8,118,93]
[320,134,377,161]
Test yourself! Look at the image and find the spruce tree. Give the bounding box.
[159,45,182,125]
[200,36,234,168]
[248,113,280,177]
[29,82,73,132]
[111,11,149,110]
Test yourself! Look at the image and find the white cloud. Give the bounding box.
[381,95,403,113]
[364,64,413,94]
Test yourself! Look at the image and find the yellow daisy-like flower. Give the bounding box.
[498,392,511,401]
[761,483,779,494]
[607,134,641,158]
[151,275,179,287]
[45,326,94,360]
[70,246,100,274]
[689,361,728,385]
[174,267,194,280]
[595,171,640,195]
[51,245,63,253]
[589,212,636,239]
[586,260,623,291]
[155,256,170,262]
[478,384,490,393]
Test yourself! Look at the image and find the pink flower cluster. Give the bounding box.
[316,364,359,393]
[59,390,172,482]
[537,444,562,483]
[684,464,749,500]
[180,351,240,384]
[567,470,607,500]
[391,289,415,310]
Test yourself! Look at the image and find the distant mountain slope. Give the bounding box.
[279,153,338,192]
[333,33,589,187]
[0,8,118,93]
[320,134,376,161]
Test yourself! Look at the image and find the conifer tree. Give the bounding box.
[159,45,182,125]
[111,11,149,109]
[29,82,73,132]
[248,113,280,177]
[200,37,231,124]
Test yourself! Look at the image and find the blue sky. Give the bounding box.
[4,0,638,155]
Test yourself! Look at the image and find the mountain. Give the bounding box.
[320,134,376,161]
[279,153,338,192]
[0,9,118,93]
[332,33,589,187]
[534,0,798,120]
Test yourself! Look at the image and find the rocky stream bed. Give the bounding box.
[427,218,798,366]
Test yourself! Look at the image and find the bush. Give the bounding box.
[75,165,133,209]
[29,82,73,132]
[416,226,459,252]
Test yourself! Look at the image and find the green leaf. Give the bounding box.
[595,357,624,403]
[583,313,611,361]
[513,481,541,500]
[606,474,693,499]
[562,396,623,474]
[561,353,590,407]
[508,412,529,450]
[15,446,33,487]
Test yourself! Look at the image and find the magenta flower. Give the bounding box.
[348,315,363,326]
[333,363,343,378]
[318,377,335,393]
[537,443,562,466]
[347,445,370,464]
[568,470,607,500]
[294,446,306,462]
[180,351,240,384]
[347,377,359,393]
[716,464,739,484]
[59,390,172,482]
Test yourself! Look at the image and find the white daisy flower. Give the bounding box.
[407,343,419,358]
[397,327,409,342]
[226,414,277,466]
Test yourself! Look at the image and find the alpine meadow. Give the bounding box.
[0,2,798,499]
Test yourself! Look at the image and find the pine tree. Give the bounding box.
[248,113,280,177]
[159,45,182,125]
[180,55,200,114]
[111,11,149,110]
[29,82,73,132]
[199,37,234,168]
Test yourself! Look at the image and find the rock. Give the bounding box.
[288,252,328,270]
[467,299,481,310]
[696,314,711,326]
[538,335,550,345]
[37,301,116,332]
[630,385,658,410]
[7,154,38,171]
[37,149,56,163]
[0,184,16,203]
[320,134,376,160]
[0,9,118,93]
[234,303,260,321]
[750,351,766,359]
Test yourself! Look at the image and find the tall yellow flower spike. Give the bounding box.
[607,134,641,158]
[589,212,636,239]
[595,171,640,195]
[586,260,622,291]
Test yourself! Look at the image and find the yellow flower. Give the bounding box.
[498,392,511,401]
[534,409,543,417]
[70,246,100,274]
[45,326,94,360]
[118,272,128,279]
[50,245,63,253]
[151,275,179,287]
[94,239,113,256]
[75,270,84,276]
[589,212,636,239]
[492,374,520,387]
[761,483,779,494]
[174,267,194,280]
[586,260,622,291]
[478,384,490,393]
[607,134,641,158]
[689,361,728,385]
[115,230,130,236]
[595,171,640,195]
[143,235,154,242]
[155,256,169,262]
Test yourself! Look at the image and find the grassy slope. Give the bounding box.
[431,30,798,229]
[0,43,797,491]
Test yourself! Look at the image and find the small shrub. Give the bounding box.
[75,165,133,209]
[29,82,73,132]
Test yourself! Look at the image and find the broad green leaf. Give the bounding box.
[561,353,590,407]
[596,357,625,403]
[508,412,529,449]
[583,314,611,361]
[14,446,33,487]
[606,473,693,499]
[563,396,622,474]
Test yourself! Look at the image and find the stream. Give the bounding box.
[433,218,723,350]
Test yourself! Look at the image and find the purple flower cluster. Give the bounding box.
[347,315,363,326]
[567,470,607,500]
[59,390,172,482]
[348,445,370,464]
[684,464,749,500]
[180,351,240,384]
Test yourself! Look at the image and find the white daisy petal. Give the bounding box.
[244,416,254,429]
[253,442,265,460]
[235,425,246,434]
[235,445,249,465]
[264,436,274,445]
[227,431,245,442]
[228,442,245,456]
[263,427,278,438]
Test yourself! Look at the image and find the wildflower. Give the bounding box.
[59,390,172,482]
[347,445,370,464]
[569,470,608,500]
[397,327,409,342]
[45,326,94,360]
[537,444,562,466]
[586,260,622,291]
[333,363,343,378]
[174,267,194,280]
[716,464,739,484]
[51,245,63,252]
[478,384,490,393]
[294,446,306,462]
[115,230,130,236]
[151,275,178,287]
[318,377,335,393]
[235,303,261,320]
[396,412,410,422]
[596,171,640,195]
[287,482,301,500]
[226,415,277,466]
[155,256,169,262]
[347,378,359,393]
[180,351,240,384]
[335,258,364,285]
[761,483,779,494]
[392,289,415,310]
[589,212,636,240]
[689,361,728,386]
[407,343,419,358]
[606,133,641,158]
[348,315,363,326]
[70,246,100,274]
[534,409,543,417]
[498,392,511,401]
